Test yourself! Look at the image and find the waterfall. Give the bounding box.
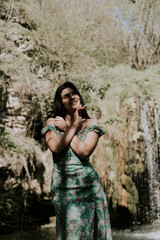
[154,108,160,145]
[154,107,160,219]
[140,98,160,222]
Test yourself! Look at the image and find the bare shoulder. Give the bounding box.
[46,118,55,126]
[85,118,99,128]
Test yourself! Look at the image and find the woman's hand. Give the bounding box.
[70,118,99,159]
[73,105,85,132]
[54,116,68,132]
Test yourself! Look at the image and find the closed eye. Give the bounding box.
[71,91,77,96]
[62,93,70,99]
[62,91,77,99]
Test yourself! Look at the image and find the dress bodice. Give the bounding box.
[41,124,105,173]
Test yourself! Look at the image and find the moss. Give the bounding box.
[1,129,22,157]
[0,128,39,158]
[126,163,145,175]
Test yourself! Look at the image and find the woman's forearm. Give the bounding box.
[56,124,78,152]
[70,135,94,159]
[46,123,78,153]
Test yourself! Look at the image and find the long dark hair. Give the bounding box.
[53,82,90,119]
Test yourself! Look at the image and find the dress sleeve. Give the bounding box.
[41,125,59,137]
[86,125,105,138]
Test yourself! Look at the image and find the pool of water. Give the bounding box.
[112,228,160,240]
[0,227,56,240]
[1,224,160,240]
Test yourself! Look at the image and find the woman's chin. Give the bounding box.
[70,102,80,108]
[71,106,79,111]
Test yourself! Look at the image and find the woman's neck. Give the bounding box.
[65,114,74,127]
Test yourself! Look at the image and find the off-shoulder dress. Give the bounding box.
[41,124,112,240]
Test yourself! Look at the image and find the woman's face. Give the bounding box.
[61,87,81,113]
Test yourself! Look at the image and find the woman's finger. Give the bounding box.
[56,116,63,119]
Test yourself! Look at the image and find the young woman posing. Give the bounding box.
[41,82,112,240]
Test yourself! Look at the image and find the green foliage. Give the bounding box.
[0,128,40,157]
[1,0,160,118]
[1,129,22,157]
[98,84,110,99]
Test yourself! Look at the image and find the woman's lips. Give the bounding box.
[70,100,78,105]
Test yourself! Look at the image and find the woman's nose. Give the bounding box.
[70,93,75,99]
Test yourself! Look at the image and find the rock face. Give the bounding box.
[91,94,160,228]
[0,81,54,232]
[0,3,56,232]
[2,88,27,135]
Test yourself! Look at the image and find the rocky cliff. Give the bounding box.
[0,83,55,232]
[91,94,160,227]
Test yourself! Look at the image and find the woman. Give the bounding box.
[41,82,112,240]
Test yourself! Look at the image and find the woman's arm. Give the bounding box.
[45,107,84,153]
[70,119,99,159]
[54,116,69,132]
[45,122,78,153]
[70,132,99,159]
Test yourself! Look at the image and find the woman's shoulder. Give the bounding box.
[84,118,99,128]
[83,118,105,137]
[41,118,57,137]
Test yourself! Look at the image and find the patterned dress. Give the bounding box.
[41,124,112,240]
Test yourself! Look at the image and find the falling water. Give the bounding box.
[154,108,160,145]
[153,107,160,219]
[140,98,160,222]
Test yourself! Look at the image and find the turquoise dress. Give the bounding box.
[41,124,112,240]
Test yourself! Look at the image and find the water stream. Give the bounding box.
[140,98,160,222]
[1,224,160,240]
